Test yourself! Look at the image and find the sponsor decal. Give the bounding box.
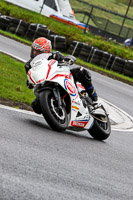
[71,121,88,128]
[72,105,79,111]
[72,100,80,105]
[64,79,77,96]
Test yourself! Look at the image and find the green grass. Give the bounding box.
[0,0,133,60]
[70,0,133,30]
[70,0,133,16]
[0,52,133,106]
[0,53,34,104]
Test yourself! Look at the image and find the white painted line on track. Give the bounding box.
[0,104,41,117]
[0,50,26,63]
[0,103,133,132]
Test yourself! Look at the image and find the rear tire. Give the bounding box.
[39,90,68,132]
[88,116,111,141]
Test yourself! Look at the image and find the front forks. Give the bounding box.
[53,88,63,108]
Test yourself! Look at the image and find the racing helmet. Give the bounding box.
[30,37,52,58]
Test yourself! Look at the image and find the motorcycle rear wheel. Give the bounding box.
[88,116,111,141]
[39,90,68,132]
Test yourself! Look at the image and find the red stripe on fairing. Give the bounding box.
[50,72,72,81]
[75,92,79,99]
[46,59,56,79]
[46,64,51,79]
[69,72,72,79]
[77,83,85,89]
[50,74,66,80]
[28,70,36,85]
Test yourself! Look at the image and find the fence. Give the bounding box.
[72,0,133,42]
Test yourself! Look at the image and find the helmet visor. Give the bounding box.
[30,48,43,58]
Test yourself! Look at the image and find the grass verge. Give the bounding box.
[0,53,34,107]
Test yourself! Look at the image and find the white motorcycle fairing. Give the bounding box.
[27,55,94,131]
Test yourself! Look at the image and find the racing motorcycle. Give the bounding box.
[27,54,111,141]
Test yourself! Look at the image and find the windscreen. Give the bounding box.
[30,53,52,67]
[44,0,57,11]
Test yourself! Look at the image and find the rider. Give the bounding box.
[24,37,98,114]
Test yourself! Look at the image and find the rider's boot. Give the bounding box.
[85,86,102,109]
[31,98,42,114]
[86,85,98,102]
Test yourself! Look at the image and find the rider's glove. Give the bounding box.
[52,51,64,61]
[27,80,33,89]
[64,55,76,65]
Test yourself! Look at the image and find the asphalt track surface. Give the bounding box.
[0,35,133,199]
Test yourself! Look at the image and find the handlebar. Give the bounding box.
[57,59,70,66]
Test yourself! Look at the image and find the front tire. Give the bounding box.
[88,116,111,141]
[39,90,68,132]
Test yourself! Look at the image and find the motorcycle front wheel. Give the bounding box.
[88,115,111,141]
[39,90,68,132]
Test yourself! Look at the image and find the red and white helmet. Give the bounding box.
[30,37,52,58]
